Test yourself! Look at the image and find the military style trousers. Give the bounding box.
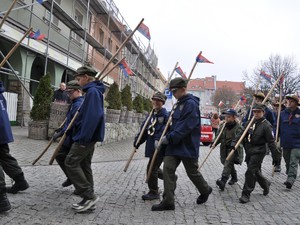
[55,145,71,179]
[0,144,23,180]
[242,153,269,197]
[0,165,5,194]
[283,148,300,185]
[65,142,96,199]
[162,156,210,205]
[221,148,237,180]
[146,155,163,192]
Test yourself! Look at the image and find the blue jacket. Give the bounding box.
[165,94,201,159]
[242,106,275,127]
[135,108,169,157]
[62,96,84,148]
[279,107,300,149]
[0,82,14,144]
[72,81,105,145]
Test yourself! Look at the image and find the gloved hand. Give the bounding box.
[52,130,63,142]
[160,136,169,145]
[209,143,215,149]
[55,127,63,133]
[229,146,235,151]
[133,141,140,149]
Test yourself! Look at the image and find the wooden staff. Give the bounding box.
[145,52,202,182]
[32,118,66,165]
[198,98,241,170]
[99,57,126,81]
[123,61,179,172]
[0,0,18,30]
[96,18,144,79]
[226,74,284,162]
[0,27,32,68]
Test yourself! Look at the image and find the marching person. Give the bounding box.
[64,66,105,212]
[214,109,243,191]
[211,112,220,136]
[152,77,212,211]
[0,81,29,194]
[53,80,84,190]
[279,95,300,189]
[134,92,169,200]
[239,103,276,203]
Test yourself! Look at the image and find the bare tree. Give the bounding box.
[243,54,300,96]
[212,87,238,109]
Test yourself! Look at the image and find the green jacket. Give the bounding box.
[215,121,244,165]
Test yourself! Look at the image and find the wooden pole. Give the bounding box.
[123,61,179,172]
[0,27,32,69]
[32,118,66,165]
[96,18,144,79]
[99,57,125,81]
[0,0,18,30]
[146,52,203,182]
[226,74,284,162]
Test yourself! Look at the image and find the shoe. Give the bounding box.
[274,165,281,173]
[216,179,225,191]
[0,193,11,213]
[6,180,29,194]
[263,181,271,196]
[142,192,160,200]
[151,202,175,211]
[239,195,250,203]
[73,196,99,212]
[228,175,238,185]
[62,179,72,187]
[284,181,292,189]
[197,186,212,204]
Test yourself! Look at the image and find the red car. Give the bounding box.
[200,117,214,146]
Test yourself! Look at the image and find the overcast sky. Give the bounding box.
[113,0,299,84]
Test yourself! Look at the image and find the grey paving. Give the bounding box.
[0,127,300,225]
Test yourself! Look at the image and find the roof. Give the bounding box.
[187,77,215,91]
[216,81,245,93]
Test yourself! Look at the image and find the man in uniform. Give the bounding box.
[134,92,169,200]
[213,109,243,191]
[239,103,276,203]
[65,66,105,212]
[0,81,29,195]
[53,80,84,190]
[279,95,300,189]
[151,77,212,211]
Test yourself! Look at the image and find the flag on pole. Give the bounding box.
[196,53,213,64]
[36,0,44,4]
[175,66,187,79]
[28,29,46,41]
[240,95,246,104]
[260,71,272,83]
[218,101,224,107]
[138,23,151,41]
[119,58,134,77]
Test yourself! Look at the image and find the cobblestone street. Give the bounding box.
[1,127,299,225]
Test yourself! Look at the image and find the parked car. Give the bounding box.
[200,117,214,146]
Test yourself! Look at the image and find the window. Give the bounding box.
[72,9,83,42]
[99,28,104,45]
[45,0,61,27]
[107,37,112,52]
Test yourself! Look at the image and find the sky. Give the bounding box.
[112,0,300,84]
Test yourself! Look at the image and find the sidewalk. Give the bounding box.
[0,127,299,225]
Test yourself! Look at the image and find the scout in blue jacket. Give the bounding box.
[53,80,84,190]
[134,92,169,200]
[64,66,105,212]
[0,81,29,197]
[279,95,300,189]
[152,77,212,211]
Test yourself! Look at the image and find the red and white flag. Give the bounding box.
[218,101,224,107]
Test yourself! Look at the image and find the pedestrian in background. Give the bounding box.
[152,77,212,211]
[211,112,220,136]
[65,66,105,213]
[134,92,169,200]
[0,81,29,196]
[53,82,70,103]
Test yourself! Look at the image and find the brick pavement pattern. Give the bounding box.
[0,127,300,224]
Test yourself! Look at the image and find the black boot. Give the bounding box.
[0,193,11,213]
[151,202,175,211]
[228,174,238,185]
[6,173,29,194]
[216,176,228,190]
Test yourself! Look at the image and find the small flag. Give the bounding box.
[138,22,151,41]
[36,0,44,4]
[279,74,284,85]
[196,53,213,64]
[28,29,46,41]
[260,71,272,83]
[175,66,187,79]
[119,58,134,77]
[240,95,246,103]
[218,101,224,107]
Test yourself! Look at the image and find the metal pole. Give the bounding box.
[0,0,18,30]
[82,0,91,63]
[44,0,54,75]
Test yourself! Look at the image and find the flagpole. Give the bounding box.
[0,0,18,30]
[187,51,202,81]
[275,76,283,142]
[82,0,91,63]
[44,0,54,75]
